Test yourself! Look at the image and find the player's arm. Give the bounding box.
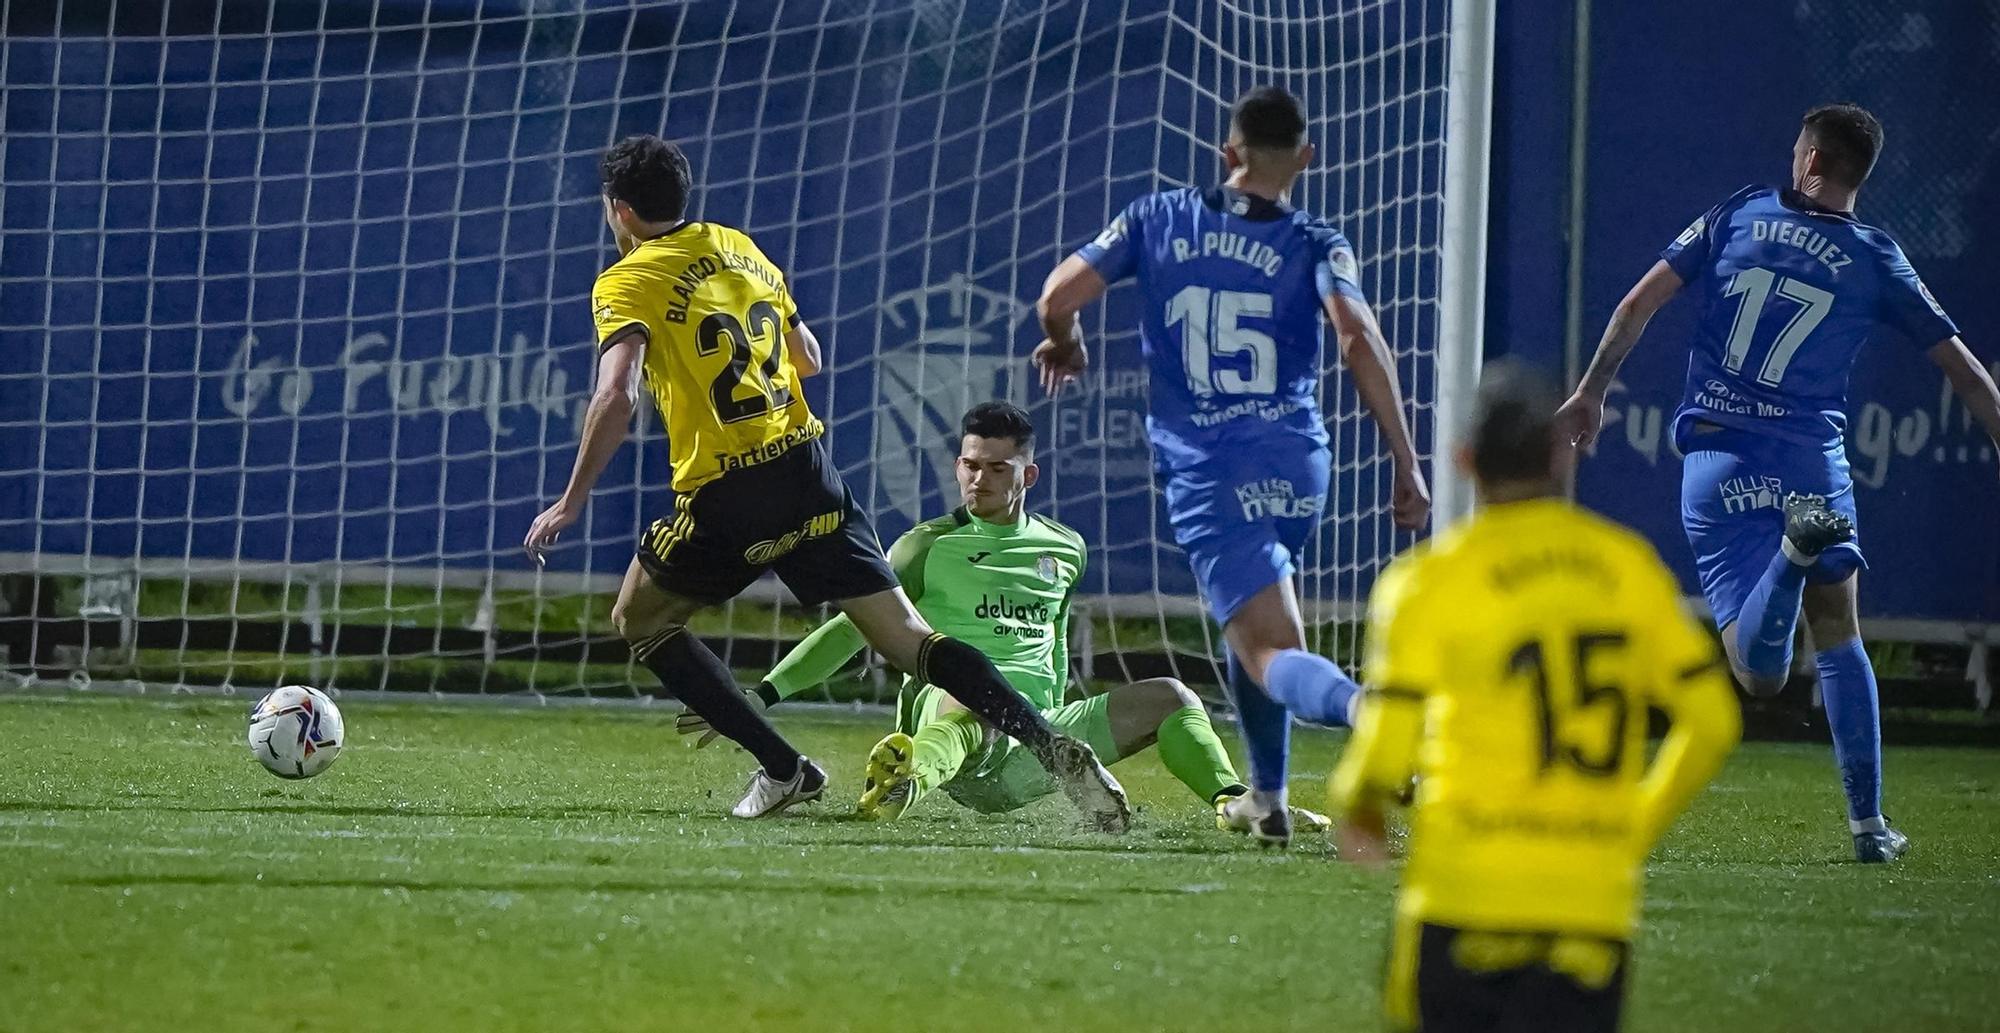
[1033,256,1107,396]
[760,610,868,702]
[1927,338,2000,474]
[523,330,643,565]
[1327,560,1433,865]
[1323,291,1430,529]
[1633,567,1742,849]
[1036,199,1145,396]
[1554,261,1686,452]
[762,257,821,378]
[785,321,823,378]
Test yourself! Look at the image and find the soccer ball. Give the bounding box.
[246,685,345,779]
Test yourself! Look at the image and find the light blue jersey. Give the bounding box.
[1075,186,1365,472]
[1072,185,1363,624]
[1668,185,1959,627]
[1661,185,1958,456]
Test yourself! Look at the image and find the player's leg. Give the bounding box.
[1165,466,1291,793]
[1099,677,1335,835]
[1498,936,1629,1033]
[772,441,1126,831]
[1681,446,1790,696]
[1403,923,1509,1033]
[857,687,985,820]
[612,557,825,816]
[1170,449,1353,843]
[840,588,1054,749]
[936,692,1133,818]
[1101,677,1246,807]
[1728,492,1855,690]
[1224,579,1361,728]
[1214,580,1359,847]
[1801,573,1905,863]
[836,587,1128,832]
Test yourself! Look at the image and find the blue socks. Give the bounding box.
[1734,548,1809,681]
[1263,648,1361,727]
[1815,637,1883,824]
[1224,651,1291,794]
[1221,648,1360,795]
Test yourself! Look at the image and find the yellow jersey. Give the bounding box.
[590,222,822,492]
[1330,497,1741,939]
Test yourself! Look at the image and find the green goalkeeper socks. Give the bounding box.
[911,709,986,801]
[1155,705,1242,804]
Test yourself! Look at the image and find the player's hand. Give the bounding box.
[1333,807,1392,868]
[674,684,772,748]
[1554,389,1606,454]
[523,498,582,569]
[1391,463,1431,531]
[1032,323,1089,396]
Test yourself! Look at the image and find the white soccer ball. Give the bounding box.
[246,685,345,780]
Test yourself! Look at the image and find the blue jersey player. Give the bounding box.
[1034,87,1431,846]
[1557,104,2000,863]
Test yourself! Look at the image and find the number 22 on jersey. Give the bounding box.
[697,299,793,423]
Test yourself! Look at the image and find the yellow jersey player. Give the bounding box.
[523,136,1128,829]
[1329,361,1742,1033]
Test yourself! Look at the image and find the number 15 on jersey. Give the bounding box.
[1167,285,1278,397]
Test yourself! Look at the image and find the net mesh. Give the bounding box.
[0,0,1447,701]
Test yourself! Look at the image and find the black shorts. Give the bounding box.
[635,435,898,607]
[1386,920,1629,1033]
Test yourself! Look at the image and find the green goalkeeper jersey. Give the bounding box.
[765,507,1087,710]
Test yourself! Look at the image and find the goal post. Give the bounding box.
[1433,0,1495,532]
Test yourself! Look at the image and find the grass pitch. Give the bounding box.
[1,696,1995,1032]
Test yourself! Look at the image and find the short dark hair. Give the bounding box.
[1230,86,1306,151]
[1466,360,1562,484]
[961,400,1035,453]
[1801,103,1883,188]
[600,135,692,223]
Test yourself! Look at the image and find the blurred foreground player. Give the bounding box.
[1555,104,2000,861]
[1034,85,1429,846]
[524,136,1129,830]
[1332,362,1741,1033]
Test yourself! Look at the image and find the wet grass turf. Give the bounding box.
[1,695,1995,1032]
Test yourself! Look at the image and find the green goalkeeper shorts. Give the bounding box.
[898,684,1124,814]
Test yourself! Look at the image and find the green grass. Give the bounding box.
[1,697,1996,1033]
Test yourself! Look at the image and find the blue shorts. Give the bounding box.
[1680,429,1865,630]
[1163,444,1331,625]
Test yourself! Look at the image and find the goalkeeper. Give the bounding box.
[682,402,1308,828]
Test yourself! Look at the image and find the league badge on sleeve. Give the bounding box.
[1328,247,1360,285]
[1092,216,1129,251]
[1915,278,1946,317]
[1674,215,1705,248]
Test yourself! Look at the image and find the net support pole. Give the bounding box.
[1433,0,1497,531]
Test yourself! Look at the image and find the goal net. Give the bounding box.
[0,0,1448,702]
